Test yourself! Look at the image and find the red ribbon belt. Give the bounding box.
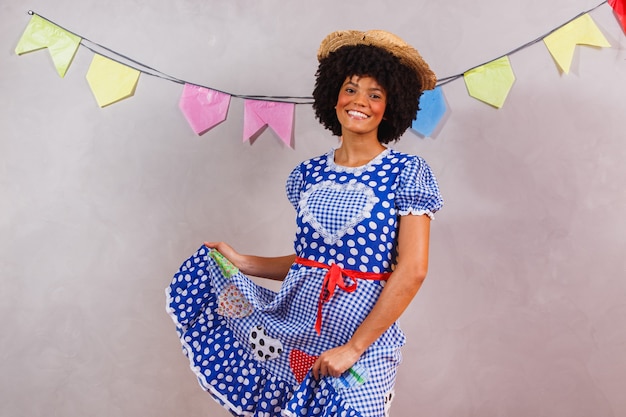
[294,257,392,335]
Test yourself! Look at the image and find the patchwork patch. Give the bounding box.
[209,249,238,278]
[217,283,253,318]
[248,325,283,361]
[289,349,319,383]
[384,390,395,417]
[331,362,369,391]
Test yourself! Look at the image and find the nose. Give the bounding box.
[352,91,367,106]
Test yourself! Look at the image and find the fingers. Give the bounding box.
[312,358,320,380]
[312,357,328,380]
[203,241,233,255]
[311,354,343,380]
[327,366,341,378]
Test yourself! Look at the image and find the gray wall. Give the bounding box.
[2,1,625,416]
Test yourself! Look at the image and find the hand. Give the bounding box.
[203,241,242,267]
[311,343,363,380]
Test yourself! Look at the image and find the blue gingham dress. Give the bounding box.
[166,148,443,417]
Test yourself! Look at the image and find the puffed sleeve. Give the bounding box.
[395,155,443,219]
[285,163,304,210]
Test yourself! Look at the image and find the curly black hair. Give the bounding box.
[312,44,424,144]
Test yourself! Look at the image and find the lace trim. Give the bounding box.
[326,147,390,175]
[398,208,435,220]
[299,180,377,244]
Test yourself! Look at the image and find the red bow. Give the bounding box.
[295,257,391,334]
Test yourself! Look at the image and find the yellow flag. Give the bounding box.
[15,15,81,78]
[464,56,516,109]
[86,55,140,107]
[543,14,611,74]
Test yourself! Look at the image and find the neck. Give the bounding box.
[334,133,386,167]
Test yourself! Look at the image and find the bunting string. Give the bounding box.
[436,1,609,86]
[22,1,613,99]
[15,1,625,142]
[25,10,309,102]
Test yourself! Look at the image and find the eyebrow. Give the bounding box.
[344,80,385,93]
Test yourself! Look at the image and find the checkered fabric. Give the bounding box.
[167,148,443,417]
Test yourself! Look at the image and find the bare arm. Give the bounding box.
[312,214,431,378]
[204,241,295,281]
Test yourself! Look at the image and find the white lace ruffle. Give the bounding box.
[326,147,390,175]
[397,208,435,220]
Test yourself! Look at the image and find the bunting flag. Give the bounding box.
[608,0,626,32]
[179,84,231,135]
[543,14,611,74]
[13,3,625,144]
[14,14,81,78]
[412,87,447,137]
[243,100,295,147]
[85,54,141,107]
[463,56,516,108]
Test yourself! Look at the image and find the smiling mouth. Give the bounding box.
[347,110,369,119]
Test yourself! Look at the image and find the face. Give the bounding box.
[335,75,387,137]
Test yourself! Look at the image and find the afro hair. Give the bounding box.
[312,44,424,144]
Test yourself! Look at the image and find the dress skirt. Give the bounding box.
[166,245,405,417]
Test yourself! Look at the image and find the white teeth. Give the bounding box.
[348,110,368,119]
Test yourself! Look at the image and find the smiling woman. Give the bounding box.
[312,32,434,145]
[335,76,387,140]
[167,29,443,417]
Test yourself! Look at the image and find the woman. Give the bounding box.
[167,30,443,417]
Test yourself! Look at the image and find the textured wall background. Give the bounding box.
[1,1,625,416]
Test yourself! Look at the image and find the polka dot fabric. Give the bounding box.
[166,148,443,417]
[286,148,443,272]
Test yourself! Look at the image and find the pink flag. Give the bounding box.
[609,0,626,32]
[179,84,231,135]
[243,100,295,147]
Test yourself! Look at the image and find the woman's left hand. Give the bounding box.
[311,343,363,380]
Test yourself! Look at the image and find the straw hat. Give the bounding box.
[317,30,437,91]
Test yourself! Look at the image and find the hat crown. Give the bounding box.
[317,29,437,91]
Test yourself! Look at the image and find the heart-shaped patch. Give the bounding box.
[289,349,319,383]
[217,284,253,318]
[299,181,376,244]
[249,325,283,361]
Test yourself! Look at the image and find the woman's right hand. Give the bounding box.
[203,241,243,269]
[204,241,296,281]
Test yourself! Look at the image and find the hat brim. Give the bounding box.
[317,30,437,91]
